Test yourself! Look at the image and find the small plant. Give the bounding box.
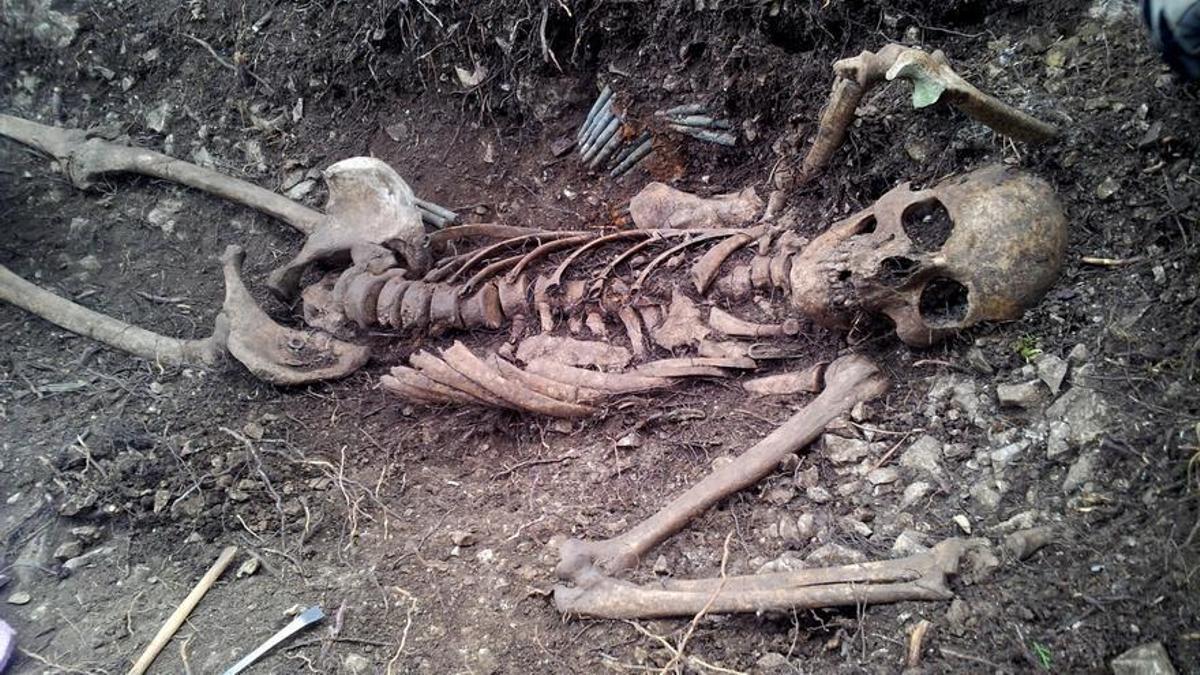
[1032,641,1053,670]
[1014,335,1043,363]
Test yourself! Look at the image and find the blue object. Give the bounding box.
[1143,0,1200,79]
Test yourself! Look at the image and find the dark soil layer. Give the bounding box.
[1,0,1198,673]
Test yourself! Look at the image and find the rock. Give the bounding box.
[805,486,833,504]
[70,525,101,543]
[236,557,260,578]
[1110,641,1177,675]
[966,346,994,374]
[1062,451,1098,493]
[1068,343,1090,364]
[450,531,476,547]
[778,516,804,548]
[926,375,987,427]
[806,542,866,566]
[793,466,819,489]
[945,597,971,635]
[866,467,899,485]
[550,136,575,157]
[147,197,184,235]
[822,434,873,464]
[475,548,496,564]
[652,555,669,575]
[757,551,806,574]
[892,529,930,556]
[1096,176,1121,200]
[53,540,83,561]
[900,435,946,483]
[145,101,172,133]
[970,479,1005,511]
[900,481,932,509]
[1045,387,1109,449]
[1046,420,1072,458]
[990,441,1027,472]
[615,432,642,449]
[755,652,789,672]
[763,486,795,506]
[1003,526,1055,560]
[5,592,30,606]
[995,510,1039,532]
[342,653,372,675]
[840,517,872,538]
[952,514,972,534]
[996,380,1046,409]
[1036,354,1069,394]
[794,513,817,542]
[384,122,408,142]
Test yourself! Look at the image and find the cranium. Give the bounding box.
[790,165,1067,346]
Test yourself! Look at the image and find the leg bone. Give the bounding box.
[555,354,888,581]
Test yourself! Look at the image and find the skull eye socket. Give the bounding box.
[918,276,969,327]
[855,215,877,234]
[901,198,953,251]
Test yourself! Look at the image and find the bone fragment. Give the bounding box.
[0,115,320,234]
[375,276,412,328]
[554,539,964,619]
[458,282,504,330]
[697,340,751,360]
[709,307,799,338]
[497,274,530,319]
[399,282,433,333]
[1003,526,1055,561]
[742,364,826,396]
[692,226,763,295]
[633,356,756,379]
[490,355,605,404]
[794,45,1058,186]
[768,252,793,289]
[409,350,514,409]
[526,360,673,394]
[555,354,887,580]
[428,284,465,334]
[629,183,762,230]
[301,273,349,334]
[443,342,594,418]
[533,275,556,331]
[714,264,753,299]
[429,224,580,247]
[617,306,647,359]
[0,247,368,385]
[652,291,710,350]
[384,365,478,404]
[381,371,459,405]
[750,255,772,288]
[516,333,631,370]
[344,269,406,329]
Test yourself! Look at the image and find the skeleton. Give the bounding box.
[0,43,1066,622]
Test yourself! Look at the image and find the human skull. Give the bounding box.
[789,165,1067,346]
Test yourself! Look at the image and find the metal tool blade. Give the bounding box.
[220,605,325,675]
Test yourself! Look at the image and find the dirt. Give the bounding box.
[2,0,1199,673]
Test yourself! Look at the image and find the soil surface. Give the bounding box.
[2,0,1199,673]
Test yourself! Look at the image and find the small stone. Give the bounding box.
[54,540,83,561]
[285,178,316,200]
[892,529,930,556]
[652,555,669,575]
[551,136,575,157]
[900,481,932,509]
[900,435,946,483]
[764,486,795,506]
[793,466,819,489]
[806,543,866,566]
[450,531,476,547]
[866,467,899,485]
[996,380,1046,409]
[755,652,789,672]
[475,548,496,564]
[70,525,101,542]
[616,432,642,449]
[822,434,873,464]
[945,597,971,635]
[1110,641,1177,675]
[990,441,1027,471]
[342,653,372,675]
[903,139,929,163]
[841,517,872,538]
[952,514,972,534]
[969,479,1004,511]
[145,101,172,133]
[1068,343,1090,364]
[757,552,806,574]
[1062,451,1098,493]
[773,518,799,549]
[805,486,833,504]
[242,421,265,440]
[236,557,260,578]
[966,346,994,374]
[6,592,30,606]
[794,513,816,541]
[1046,388,1109,448]
[1096,176,1121,200]
[384,122,407,142]
[1046,420,1072,458]
[1036,354,1069,394]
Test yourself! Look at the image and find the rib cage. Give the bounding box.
[303,226,799,339]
